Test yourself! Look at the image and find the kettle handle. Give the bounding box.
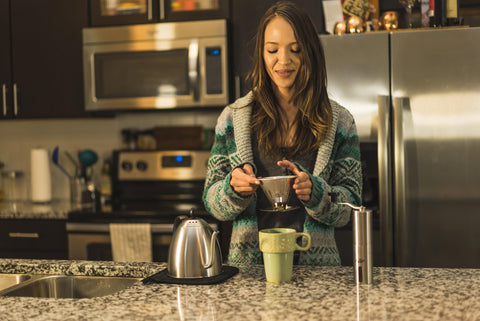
[173,215,188,232]
[203,230,220,269]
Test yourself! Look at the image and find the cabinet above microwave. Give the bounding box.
[82,19,230,112]
[89,0,230,27]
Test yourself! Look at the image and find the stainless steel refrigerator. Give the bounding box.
[320,27,480,268]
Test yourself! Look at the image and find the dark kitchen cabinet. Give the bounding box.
[0,0,89,119]
[89,0,230,27]
[0,219,68,259]
[230,0,326,98]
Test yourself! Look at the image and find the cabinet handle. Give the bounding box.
[147,0,153,20]
[159,0,165,20]
[1,84,6,116]
[13,83,18,116]
[9,232,40,238]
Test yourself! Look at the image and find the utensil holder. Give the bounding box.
[70,176,98,211]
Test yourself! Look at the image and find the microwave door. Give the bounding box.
[83,40,197,111]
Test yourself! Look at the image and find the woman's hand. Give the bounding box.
[230,164,260,197]
[277,160,312,201]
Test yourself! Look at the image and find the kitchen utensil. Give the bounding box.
[52,146,71,178]
[259,175,297,211]
[167,209,222,278]
[78,149,98,178]
[78,149,98,167]
[329,192,373,284]
[64,151,79,175]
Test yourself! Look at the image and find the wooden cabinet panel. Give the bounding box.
[0,219,68,259]
[0,0,12,119]
[0,0,90,119]
[89,0,230,27]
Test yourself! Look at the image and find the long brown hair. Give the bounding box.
[248,1,332,158]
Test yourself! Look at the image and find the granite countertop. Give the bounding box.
[0,259,478,320]
[0,199,71,220]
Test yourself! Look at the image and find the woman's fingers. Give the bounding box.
[277,160,312,201]
[230,164,260,196]
[277,159,300,175]
[293,171,312,201]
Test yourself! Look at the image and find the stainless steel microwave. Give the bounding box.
[82,19,230,111]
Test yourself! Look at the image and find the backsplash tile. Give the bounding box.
[0,111,220,200]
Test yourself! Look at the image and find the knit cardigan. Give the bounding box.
[202,92,362,266]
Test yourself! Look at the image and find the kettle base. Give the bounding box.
[142,266,239,285]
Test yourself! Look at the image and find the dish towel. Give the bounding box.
[109,223,153,262]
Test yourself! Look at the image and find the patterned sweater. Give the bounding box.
[202,92,362,266]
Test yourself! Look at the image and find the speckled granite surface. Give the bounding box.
[0,200,70,220]
[0,259,478,321]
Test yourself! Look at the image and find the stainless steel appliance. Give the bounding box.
[67,150,219,262]
[321,27,480,268]
[89,0,229,27]
[167,211,222,278]
[82,19,230,111]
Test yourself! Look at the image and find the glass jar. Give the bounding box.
[1,170,26,202]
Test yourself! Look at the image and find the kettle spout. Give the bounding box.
[203,230,220,269]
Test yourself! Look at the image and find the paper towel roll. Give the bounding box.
[30,148,52,203]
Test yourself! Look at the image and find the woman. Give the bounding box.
[202,1,362,266]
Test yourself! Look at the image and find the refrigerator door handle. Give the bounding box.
[392,96,410,266]
[377,95,393,266]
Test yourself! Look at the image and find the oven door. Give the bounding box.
[66,222,174,262]
[82,21,229,111]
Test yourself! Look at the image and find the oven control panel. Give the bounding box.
[115,150,210,181]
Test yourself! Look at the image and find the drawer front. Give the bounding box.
[0,220,67,251]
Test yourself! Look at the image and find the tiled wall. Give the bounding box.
[0,110,221,200]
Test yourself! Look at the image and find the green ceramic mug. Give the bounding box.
[259,228,311,283]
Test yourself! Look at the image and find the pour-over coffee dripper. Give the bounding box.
[258,175,297,211]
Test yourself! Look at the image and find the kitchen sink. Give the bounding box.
[0,274,34,291]
[0,275,142,298]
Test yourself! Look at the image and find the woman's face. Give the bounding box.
[263,17,301,94]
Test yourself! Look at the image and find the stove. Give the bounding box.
[66,150,221,261]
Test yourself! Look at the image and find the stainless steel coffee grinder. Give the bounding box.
[330,193,373,284]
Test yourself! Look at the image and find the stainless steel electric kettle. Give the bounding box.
[167,209,223,278]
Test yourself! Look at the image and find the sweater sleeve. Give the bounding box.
[301,109,363,227]
[202,108,254,221]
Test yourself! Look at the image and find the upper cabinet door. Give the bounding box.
[9,0,89,118]
[90,0,229,26]
[0,0,13,119]
[162,0,229,22]
[90,0,153,26]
